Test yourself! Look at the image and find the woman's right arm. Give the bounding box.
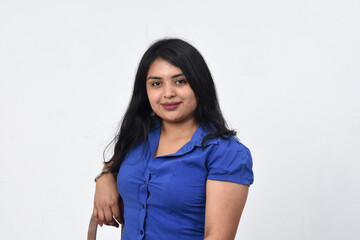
[92,165,124,228]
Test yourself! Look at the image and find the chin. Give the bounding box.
[161,118,182,123]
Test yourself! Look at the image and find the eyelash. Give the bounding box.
[175,79,187,84]
[150,79,187,87]
[151,81,161,87]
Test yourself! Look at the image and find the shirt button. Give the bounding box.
[142,204,144,209]
[140,230,143,235]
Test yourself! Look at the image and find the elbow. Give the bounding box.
[204,233,232,240]
[204,232,235,240]
[204,237,232,240]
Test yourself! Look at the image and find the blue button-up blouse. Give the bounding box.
[117,121,254,240]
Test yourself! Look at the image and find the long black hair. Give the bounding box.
[105,38,236,173]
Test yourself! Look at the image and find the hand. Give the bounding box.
[93,173,124,227]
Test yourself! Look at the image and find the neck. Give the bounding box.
[161,118,199,140]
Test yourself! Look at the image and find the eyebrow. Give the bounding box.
[147,73,184,80]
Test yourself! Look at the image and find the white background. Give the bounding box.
[1,0,359,239]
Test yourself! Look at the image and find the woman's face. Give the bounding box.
[146,58,197,125]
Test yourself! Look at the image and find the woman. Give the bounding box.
[93,38,254,240]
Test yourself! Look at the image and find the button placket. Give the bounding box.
[139,172,151,239]
[141,172,151,211]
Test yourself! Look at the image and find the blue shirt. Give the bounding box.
[117,121,254,240]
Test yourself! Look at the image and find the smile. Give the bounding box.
[162,102,181,111]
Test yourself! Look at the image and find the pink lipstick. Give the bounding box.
[162,102,181,110]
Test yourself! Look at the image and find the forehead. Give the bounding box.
[147,58,182,76]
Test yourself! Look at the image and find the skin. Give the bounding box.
[204,181,249,240]
[93,173,122,227]
[93,58,249,239]
[146,57,199,156]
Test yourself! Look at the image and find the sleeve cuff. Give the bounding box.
[206,175,253,186]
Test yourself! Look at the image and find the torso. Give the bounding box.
[117,121,254,240]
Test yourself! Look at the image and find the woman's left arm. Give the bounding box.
[204,180,249,240]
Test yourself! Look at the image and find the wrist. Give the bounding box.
[94,169,111,182]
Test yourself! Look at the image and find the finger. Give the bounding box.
[97,208,106,227]
[93,208,100,225]
[104,206,116,225]
[111,204,122,224]
[110,218,119,228]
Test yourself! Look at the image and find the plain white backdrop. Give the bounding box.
[1,0,359,239]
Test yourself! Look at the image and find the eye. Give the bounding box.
[175,79,187,85]
[151,81,161,87]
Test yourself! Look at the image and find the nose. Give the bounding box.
[163,82,175,98]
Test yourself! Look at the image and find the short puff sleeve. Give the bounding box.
[206,137,254,186]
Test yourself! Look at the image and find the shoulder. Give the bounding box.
[205,135,253,168]
[211,136,251,156]
[206,136,254,185]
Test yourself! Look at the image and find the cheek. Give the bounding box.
[183,91,197,109]
[147,89,161,106]
[190,97,198,111]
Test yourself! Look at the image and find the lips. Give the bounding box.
[162,102,181,110]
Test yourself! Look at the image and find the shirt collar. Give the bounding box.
[148,120,219,158]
